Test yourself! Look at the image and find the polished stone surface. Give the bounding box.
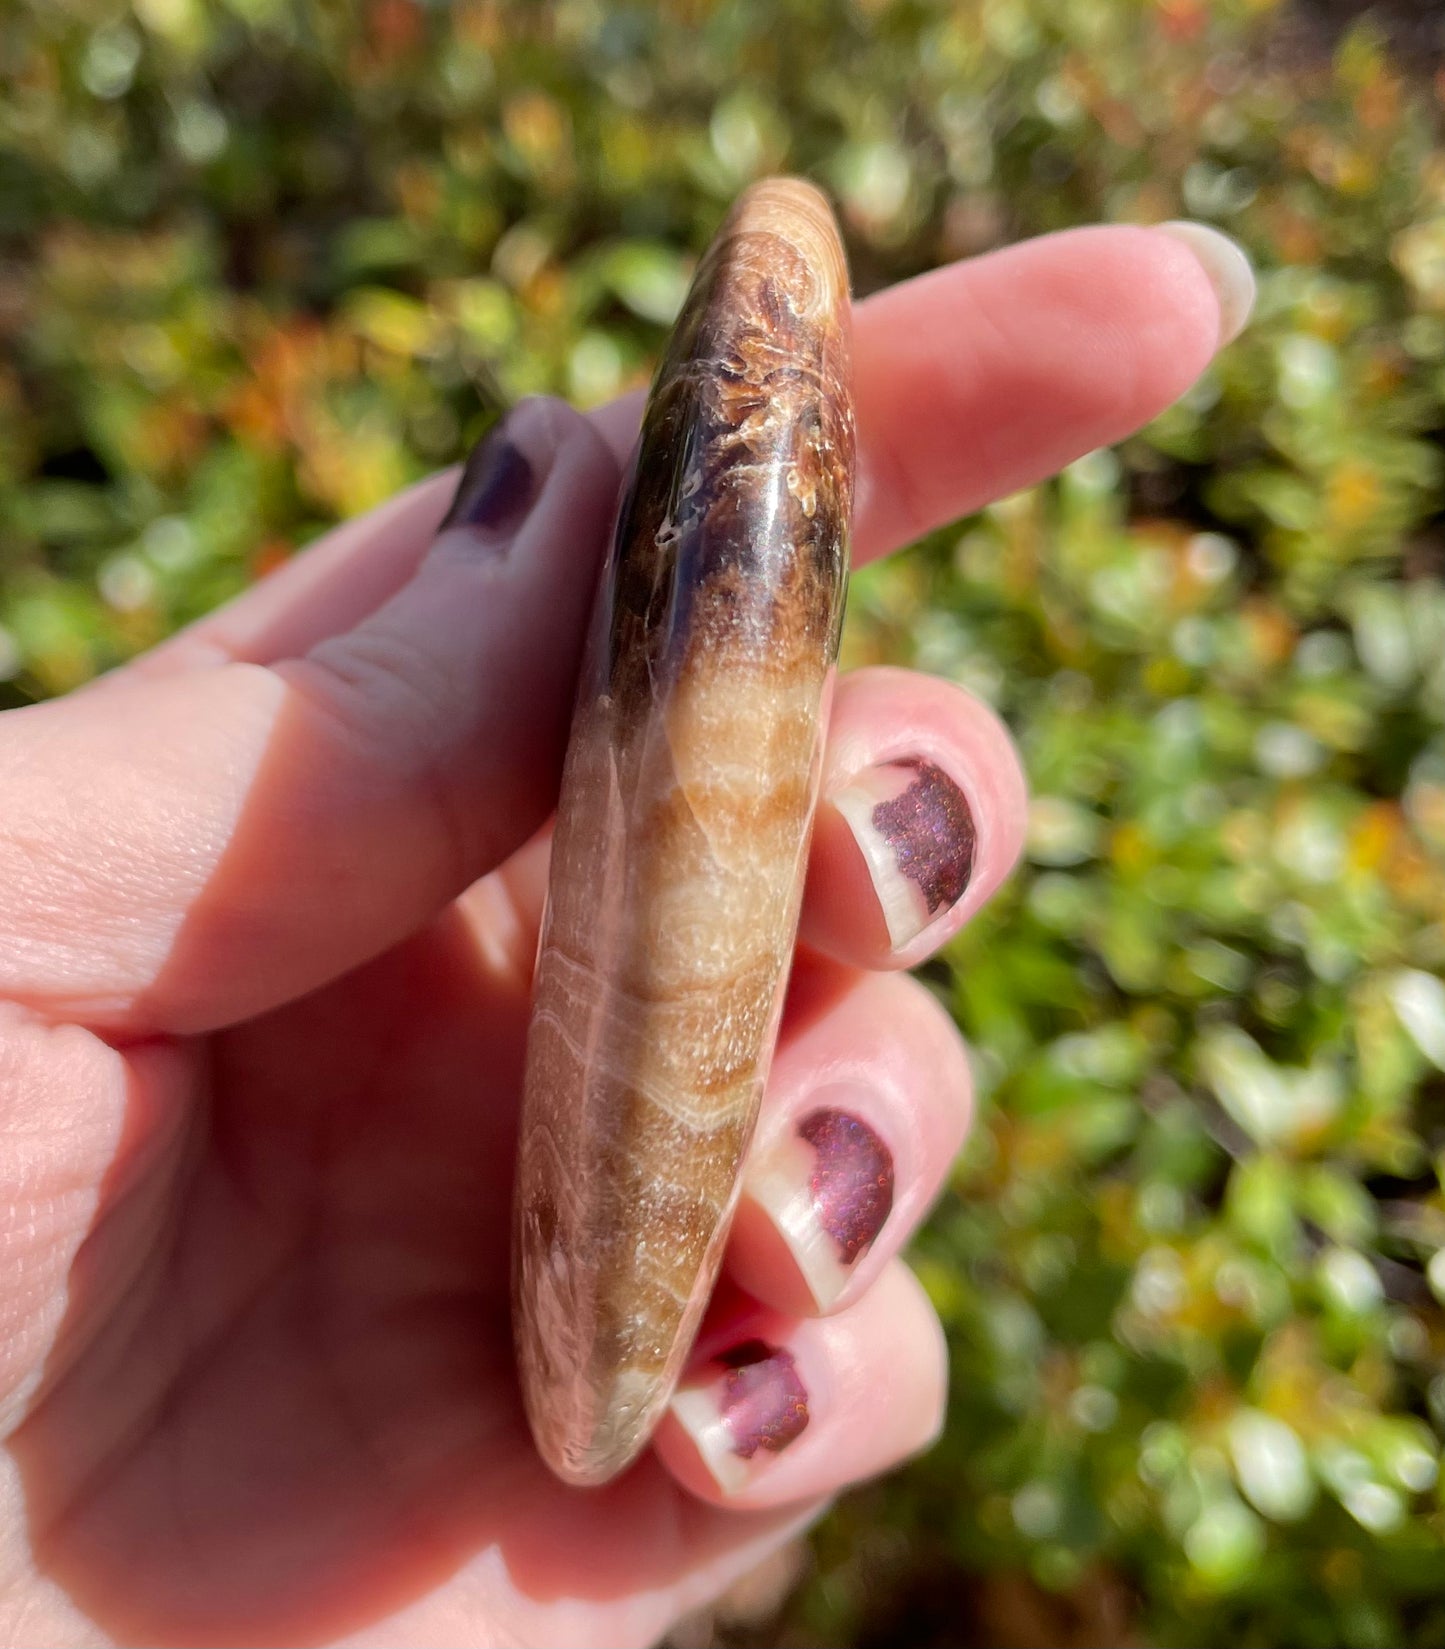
[513,177,855,1485]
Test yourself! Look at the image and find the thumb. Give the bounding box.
[0,398,619,1035]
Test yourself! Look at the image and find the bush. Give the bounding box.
[4,2,1445,1644]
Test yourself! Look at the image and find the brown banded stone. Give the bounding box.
[512,177,855,1486]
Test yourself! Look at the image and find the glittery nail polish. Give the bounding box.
[745,1102,895,1310]
[438,421,536,537]
[800,1109,894,1263]
[717,1340,809,1457]
[670,1339,810,1492]
[830,757,977,950]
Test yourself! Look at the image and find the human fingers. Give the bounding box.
[800,666,1028,970]
[653,1261,946,1507]
[128,222,1246,675]
[726,963,970,1316]
[0,399,618,1034]
[845,220,1248,558]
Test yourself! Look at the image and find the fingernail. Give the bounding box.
[437,416,538,538]
[670,1339,810,1493]
[746,1103,895,1311]
[1156,220,1256,347]
[830,757,977,952]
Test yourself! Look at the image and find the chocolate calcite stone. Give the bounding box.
[513,177,855,1486]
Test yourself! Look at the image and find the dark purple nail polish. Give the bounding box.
[717,1339,809,1459]
[799,1108,895,1265]
[835,757,980,951]
[438,422,536,536]
[870,759,976,916]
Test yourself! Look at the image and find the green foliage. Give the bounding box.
[5,1,1445,1644]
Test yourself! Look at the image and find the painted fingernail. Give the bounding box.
[437,417,538,538]
[1156,220,1256,347]
[830,758,977,951]
[746,1104,895,1310]
[670,1339,810,1493]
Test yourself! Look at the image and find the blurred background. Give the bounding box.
[4,0,1445,1643]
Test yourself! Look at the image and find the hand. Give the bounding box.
[0,223,1247,1648]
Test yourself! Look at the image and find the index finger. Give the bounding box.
[124,222,1239,680]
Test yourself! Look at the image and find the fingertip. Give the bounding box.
[655,1263,947,1510]
[885,1261,950,1452]
[1154,220,1257,350]
[803,667,1027,970]
[988,223,1225,434]
[731,969,972,1319]
[434,394,619,554]
[586,387,647,469]
[851,221,1244,560]
[1068,220,1233,389]
[518,392,623,485]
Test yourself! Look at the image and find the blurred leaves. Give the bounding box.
[6,1,1445,1646]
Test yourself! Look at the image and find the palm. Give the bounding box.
[10,901,777,1649]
